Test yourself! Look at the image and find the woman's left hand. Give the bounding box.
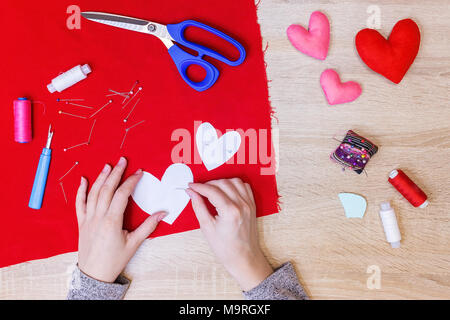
[75,157,166,283]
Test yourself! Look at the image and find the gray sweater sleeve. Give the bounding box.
[67,266,130,300]
[67,262,307,300]
[243,262,309,300]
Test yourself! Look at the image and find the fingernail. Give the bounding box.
[135,168,143,175]
[80,176,85,185]
[117,157,126,166]
[157,212,168,221]
[188,182,195,187]
[185,188,194,198]
[102,164,110,173]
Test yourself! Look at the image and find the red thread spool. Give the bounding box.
[388,169,428,208]
[14,97,32,143]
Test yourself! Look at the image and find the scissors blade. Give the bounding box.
[81,11,154,34]
[81,11,174,47]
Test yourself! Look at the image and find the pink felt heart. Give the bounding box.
[320,69,362,105]
[287,11,330,60]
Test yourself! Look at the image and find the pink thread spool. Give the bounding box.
[14,97,32,143]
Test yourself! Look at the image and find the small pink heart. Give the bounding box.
[287,11,330,60]
[320,69,362,105]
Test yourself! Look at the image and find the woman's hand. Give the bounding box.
[75,157,166,283]
[186,178,273,291]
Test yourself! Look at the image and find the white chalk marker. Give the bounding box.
[379,202,401,248]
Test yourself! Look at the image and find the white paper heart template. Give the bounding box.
[131,163,193,224]
[196,122,241,171]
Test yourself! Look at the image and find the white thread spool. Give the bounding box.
[47,64,91,93]
[379,202,401,248]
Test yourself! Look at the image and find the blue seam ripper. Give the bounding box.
[29,124,54,210]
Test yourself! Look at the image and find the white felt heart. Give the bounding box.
[196,122,241,171]
[131,163,193,224]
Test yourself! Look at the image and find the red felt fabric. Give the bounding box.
[0,0,278,268]
[355,19,420,84]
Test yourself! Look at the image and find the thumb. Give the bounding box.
[186,188,214,229]
[129,211,167,246]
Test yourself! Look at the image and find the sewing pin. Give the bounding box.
[65,102,94,109]
[120,120,146,149]
[119,130,129,149]
[59,161,79,181]
[56,98,85,102]
[126,119,145,131]
[106,93,129,98]
[63,142,88,152]
[87,119,97,144]
[59,182,68,204]
[89,100,113,119]
[58,111,87,119]
[122,87,142,109]
[122,80,139,104]
[107,89,130,98]
[123,98,141,123]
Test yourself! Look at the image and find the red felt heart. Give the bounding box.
[355,19,420,84]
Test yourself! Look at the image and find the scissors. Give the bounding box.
[81,12,246,92]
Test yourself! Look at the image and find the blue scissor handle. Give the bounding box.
[167,20,246,66]
[168,45,219,92]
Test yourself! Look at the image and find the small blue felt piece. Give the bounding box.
[338,193,367,218]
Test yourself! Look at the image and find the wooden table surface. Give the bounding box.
[1,0,449,299]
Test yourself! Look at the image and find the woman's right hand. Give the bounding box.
[186,178,273,291]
